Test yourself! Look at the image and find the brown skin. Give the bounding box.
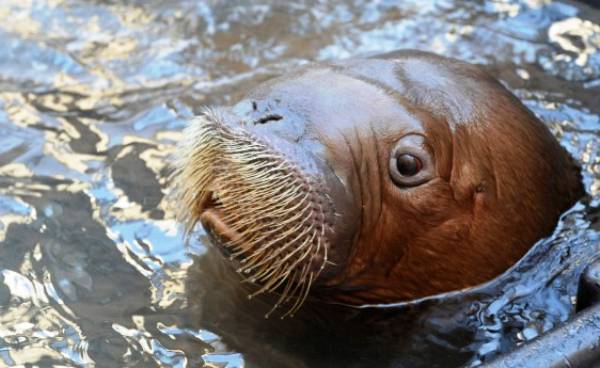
[183,50,584,306]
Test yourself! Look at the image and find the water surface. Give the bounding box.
[0,0,598,367]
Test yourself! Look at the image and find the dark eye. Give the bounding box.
[389,134,434,187]
[396,154,422,177]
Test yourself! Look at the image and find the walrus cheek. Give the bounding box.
[321,181,468,302]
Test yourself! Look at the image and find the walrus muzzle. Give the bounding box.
[173,109,341,317]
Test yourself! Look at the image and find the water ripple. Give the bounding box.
[0,0,597,367]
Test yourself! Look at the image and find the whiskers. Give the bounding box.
[172,111,330,318]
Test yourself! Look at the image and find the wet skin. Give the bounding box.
[179,50,584,307]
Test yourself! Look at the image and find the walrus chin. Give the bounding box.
[173,109,339,317]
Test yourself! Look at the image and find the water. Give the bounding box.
[0,0,598,367]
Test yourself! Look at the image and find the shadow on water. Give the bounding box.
[0,0,598,367]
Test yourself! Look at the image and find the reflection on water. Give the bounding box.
[0,0,598,367]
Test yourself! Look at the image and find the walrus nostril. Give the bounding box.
[253,114,283,125]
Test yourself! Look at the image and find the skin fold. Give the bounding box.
[174,50,584,312]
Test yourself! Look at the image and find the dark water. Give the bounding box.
[0,0,598,367]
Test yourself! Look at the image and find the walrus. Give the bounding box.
[173,50,584,317]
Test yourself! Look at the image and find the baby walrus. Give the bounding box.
[173,50,584,317]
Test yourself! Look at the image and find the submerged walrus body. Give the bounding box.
[174,50,583,316]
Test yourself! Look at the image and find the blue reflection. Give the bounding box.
[0,0,597,367]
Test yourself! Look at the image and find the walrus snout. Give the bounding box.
[173,108,355,316]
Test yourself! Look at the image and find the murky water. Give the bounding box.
[0,0,598,367]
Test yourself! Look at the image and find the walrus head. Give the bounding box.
[173,50,584,316]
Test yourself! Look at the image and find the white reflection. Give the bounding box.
[549,17,600,67]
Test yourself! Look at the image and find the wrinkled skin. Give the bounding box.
[179,50,584,307]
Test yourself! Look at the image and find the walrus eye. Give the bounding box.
[389,134,434,187]
[396,154,422,177]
